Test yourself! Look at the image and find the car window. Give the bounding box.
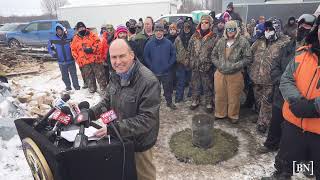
[169,16,181,23]
[38,22,52,31]
[170,16,190,23]
[156,17,169,24]
[25,23,38,32]
[58,21,71,29]
[15,24,27,31]
[0,24,19,31]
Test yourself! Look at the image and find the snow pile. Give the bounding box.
[0,82,23,119]
[0,136,32,180]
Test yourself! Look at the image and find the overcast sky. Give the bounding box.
[0,0,104,16]
[0,0,166,16]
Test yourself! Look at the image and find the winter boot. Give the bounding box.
[205,104,213,113]
[66,87,72,91]
[190,99,200,110]
[257,124,268,134]
[230,118,239,124]
[167,103,177,110]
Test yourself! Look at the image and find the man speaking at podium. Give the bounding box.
[90,39,161,180]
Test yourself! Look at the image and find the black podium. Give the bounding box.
[15,118,137,180]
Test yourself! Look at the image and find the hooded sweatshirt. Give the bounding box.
[48,23,74,65]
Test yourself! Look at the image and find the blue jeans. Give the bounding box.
[157,72,174,104]
[58,62,80,89]
[175,65,191,101]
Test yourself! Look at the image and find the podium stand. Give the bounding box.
[15,118,137,180]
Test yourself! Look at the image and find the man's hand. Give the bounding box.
[84,47,94,54]
[94,127,107,138]
[289,98,319,118]
[50,45,56,50]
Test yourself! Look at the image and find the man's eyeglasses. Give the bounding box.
[226,28,236,32]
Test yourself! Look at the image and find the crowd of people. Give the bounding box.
[46,1,320,179]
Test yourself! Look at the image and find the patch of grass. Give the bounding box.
[169,128,239,165]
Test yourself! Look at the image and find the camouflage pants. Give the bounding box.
[81,63,108,92]
[93,62,108,92]
[191,70,213,105]
[79,67,88,87]
[253,84,273,126]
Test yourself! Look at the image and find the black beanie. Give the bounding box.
[76,22,86,30]
[265,21,274,30]
[227,2,234,9]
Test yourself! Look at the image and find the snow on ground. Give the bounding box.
[0,62,313,180]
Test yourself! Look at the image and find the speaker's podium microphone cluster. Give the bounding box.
[15,94,137,180]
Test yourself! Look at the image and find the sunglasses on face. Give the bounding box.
[201,21,209,25]
[226,28,236,32]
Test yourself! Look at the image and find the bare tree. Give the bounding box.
[178,0,203,13]
[41,0,69,18]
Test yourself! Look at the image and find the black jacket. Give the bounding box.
[133,31,153,65]
[91,61,161,152]
[271,40,296,108]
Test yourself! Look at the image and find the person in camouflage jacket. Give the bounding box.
[212,20,252,123]
[174,19,194,103]
[187,15,218,113]
[249,18,291,134]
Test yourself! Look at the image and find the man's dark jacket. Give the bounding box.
[91,61,161,152]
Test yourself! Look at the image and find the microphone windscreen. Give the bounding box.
[61,94,71,102]
[60,106,72,115]
[78,101,90,110]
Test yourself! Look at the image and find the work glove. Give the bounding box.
[84,47,94,54]
[289,98,320,118]
[50,45,56,50]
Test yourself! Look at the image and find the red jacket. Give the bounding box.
[100,32,109,62]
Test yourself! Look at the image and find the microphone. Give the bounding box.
[100,109,125,180]
[33,94,71,131]
[100,109,122,143]
[100,109,117,124]
[73,101,90,148]
[46,106,73,141]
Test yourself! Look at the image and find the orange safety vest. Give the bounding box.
[70,31,101,67]
[282,46,320,135]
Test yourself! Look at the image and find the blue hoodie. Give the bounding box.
[143,37,176,76]
[47,23,74,65]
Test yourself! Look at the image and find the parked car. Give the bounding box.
[191,10,211,24]
[155,14,192,24]
[0,23,28,44]
[5,20,74,48]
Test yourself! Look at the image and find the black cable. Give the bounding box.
[109,123,126,180]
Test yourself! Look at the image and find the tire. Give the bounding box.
[8,39,21,48]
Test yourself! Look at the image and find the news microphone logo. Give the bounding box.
[100,110,117,124]
[54,99,66,109]
[71,103,81,114]
[52,110,71,125]
[293,161,314,176]
[77,114,84,123]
